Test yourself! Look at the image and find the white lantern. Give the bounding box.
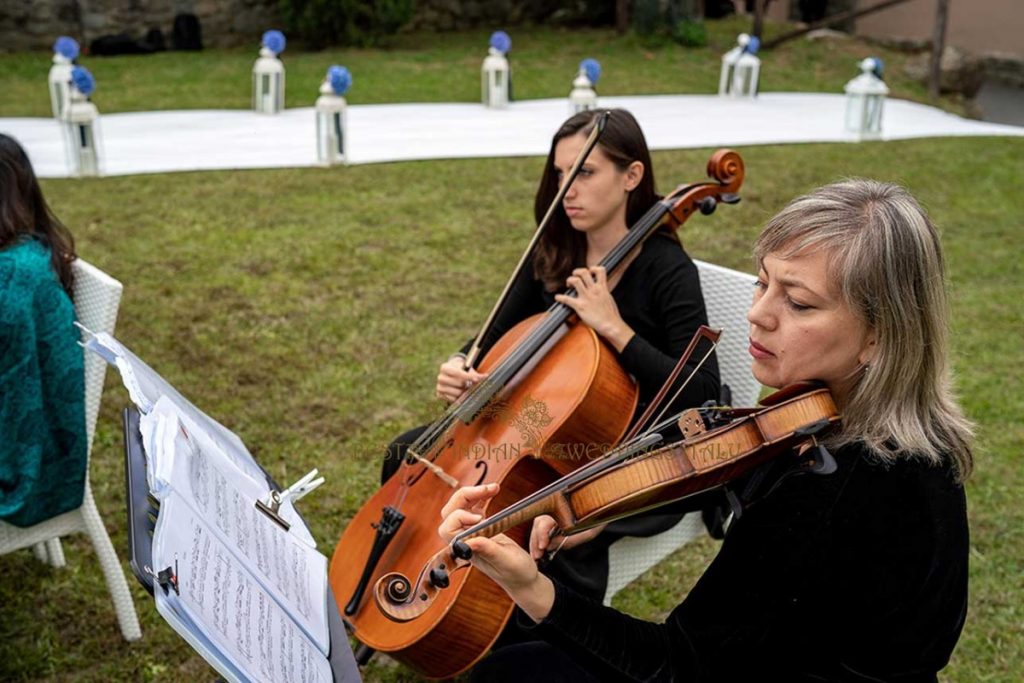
[63,87,101,177]
[569,70,597,114]
[718,33,748,96]
[316,81,347,166]
[48,54,74,119]
[252,46,285,114]
[844,58,889,140]
[719,33,760,98]
[481,47,509,109]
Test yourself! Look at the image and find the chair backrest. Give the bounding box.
[71,259,123,454]
[694,260,761,408]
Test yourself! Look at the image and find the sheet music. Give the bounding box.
[142,397,330,652]
[153,496,333,683]
[87,332,317,548]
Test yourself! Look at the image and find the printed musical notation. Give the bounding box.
[154,497,332,683]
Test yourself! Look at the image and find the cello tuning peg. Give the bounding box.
[720,193,741,205]
[699,196,717,215]
[429,566,450,589]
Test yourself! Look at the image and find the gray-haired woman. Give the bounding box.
[440,179,973,682]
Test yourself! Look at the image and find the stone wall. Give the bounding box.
[0,0,281,51]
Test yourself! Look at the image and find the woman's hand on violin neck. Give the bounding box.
[436,356,488,402]
[529,515,606,559]
[555,266,635,352]
[438,484,556,622]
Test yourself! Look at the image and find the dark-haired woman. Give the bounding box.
[382,109,721,601]
[0,133,88,527]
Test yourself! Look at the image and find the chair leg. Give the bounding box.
[32,542,49,564]
[45,538,67,567]
[80,487,142,641]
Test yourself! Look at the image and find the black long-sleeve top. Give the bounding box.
[525,442,970,682]
[463,230,720,416]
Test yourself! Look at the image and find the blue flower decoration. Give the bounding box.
[870,57,884,78]
[489,31,511,54]
[745,36,761,55]
[328,65,352,96]
[71,66,96,96]
[262,30,286,55]
[53,36,79,61]
[580,58,601,85]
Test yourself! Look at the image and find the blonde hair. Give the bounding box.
[754,179,973,480]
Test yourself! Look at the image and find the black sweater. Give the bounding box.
[464,231,720,416]
[526,443,970,682]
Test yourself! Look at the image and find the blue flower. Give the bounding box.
[328,65,352,96]
[71,66,95,96]
[580,58,601,85]
[262,30,286,55]
[870,57,884,78]
[745,36,761,54]
[53,36,79,61]
[489,31,511,54]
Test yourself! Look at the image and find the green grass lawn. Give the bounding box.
[0,20,1019,683]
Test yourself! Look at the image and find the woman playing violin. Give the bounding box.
[440,180,973,682]
[383,109,721,599]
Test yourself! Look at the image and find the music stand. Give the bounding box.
[122,406,361,682]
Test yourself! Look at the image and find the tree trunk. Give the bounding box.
[616,0,630,35]
[929,0,951,99]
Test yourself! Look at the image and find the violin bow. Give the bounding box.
[623,325,722,443]
[461,110,611,370]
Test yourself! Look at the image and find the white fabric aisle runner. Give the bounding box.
[3,93,1021,178]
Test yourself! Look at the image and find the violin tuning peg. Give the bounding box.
[699,197,717,215]
[452,540,473,560]
[720,193,742,205]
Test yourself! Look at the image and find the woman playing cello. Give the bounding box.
[382,108,721,601]
[440,179,973,681]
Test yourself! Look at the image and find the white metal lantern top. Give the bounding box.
[721,33,751,67]
[254,46,284,75]
[66,86,98,123]
[844,58,889,98]
[482,47,509,76]
[316,80,345,111]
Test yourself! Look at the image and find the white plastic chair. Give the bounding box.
[604,259,759,605]
[0,258,141,641]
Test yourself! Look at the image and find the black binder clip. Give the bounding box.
[153,560,179,596]
[255,468,325,532]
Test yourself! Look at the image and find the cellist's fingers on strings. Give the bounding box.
[436,359,488,402]
[440,482,499,521]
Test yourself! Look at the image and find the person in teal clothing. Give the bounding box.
[0,133,88,527]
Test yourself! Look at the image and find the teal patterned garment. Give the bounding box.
[0,239,87,527]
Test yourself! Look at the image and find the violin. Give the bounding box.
[374,381,840,623]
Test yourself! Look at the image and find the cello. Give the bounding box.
[329,149,746,679]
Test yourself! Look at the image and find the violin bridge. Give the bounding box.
[677,409,707,439]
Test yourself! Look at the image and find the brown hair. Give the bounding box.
[532,109,659,291]
[0,133,76,293]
